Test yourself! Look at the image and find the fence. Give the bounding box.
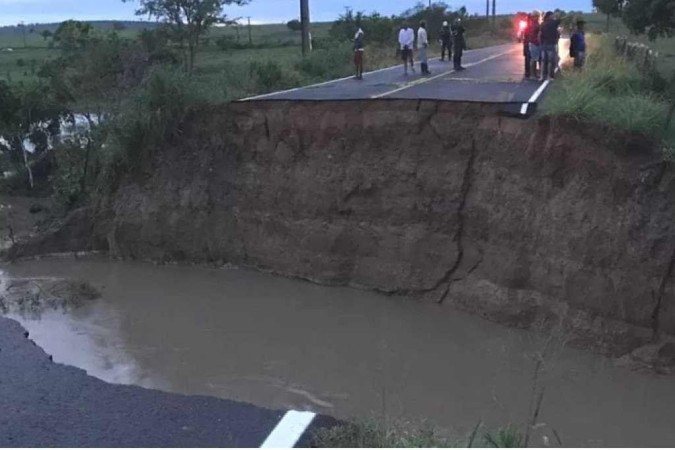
[614,36,659,75]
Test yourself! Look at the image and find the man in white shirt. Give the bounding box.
[417,20,431,75]
[398,24,415,75]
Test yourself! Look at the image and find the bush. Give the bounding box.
[249,60,301,92]
[295,44,353,80]
[484,427,524,448]
[97,67,218,191]
[215,35,239,50]
[51,142,88,208]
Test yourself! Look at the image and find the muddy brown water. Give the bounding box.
[1,256,674,447]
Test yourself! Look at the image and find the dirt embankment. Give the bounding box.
[7,100,675,363]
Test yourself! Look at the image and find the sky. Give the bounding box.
[0,0,593,26]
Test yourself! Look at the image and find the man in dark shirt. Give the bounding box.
[526,11,541,78]
[539,11,560,80]
[570,20,587,69]
[439,21,452,62]
[451,18,467,71]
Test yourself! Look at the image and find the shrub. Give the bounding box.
[51,142,88,208]
[484,427,524,448]
[249,60,300,92]
[97,67,217,192]
[295,44,353,80]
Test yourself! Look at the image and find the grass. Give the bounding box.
[0,18,512,101]
[582,14,675,78]
[312,420,454,448]
[544,34,673,149]
[311,418,527,448]
[0,47,53,84]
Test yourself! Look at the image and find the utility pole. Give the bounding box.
[247,16,252,46]
[486,0,490,18]
[492,0,496,25]
[19,22,26,48]
[300,0,310,56]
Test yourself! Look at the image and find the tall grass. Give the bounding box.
[312,419,454,448]
[311,418,527,448]
[545,35,671,144]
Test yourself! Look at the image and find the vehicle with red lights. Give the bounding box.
[514,12,529,43]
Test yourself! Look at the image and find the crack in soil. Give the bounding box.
[435,139,478,304]
[652,246,675,339]
[452,247,484,283]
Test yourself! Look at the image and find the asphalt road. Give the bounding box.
[0,317,334,447]
[243,43,562,107]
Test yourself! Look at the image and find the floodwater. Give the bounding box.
[1,256,674,447]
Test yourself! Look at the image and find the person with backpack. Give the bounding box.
[570,20,587,69]
[398,23,416,75]
[451,18,467,71]
[353,28,365,80]
[439,20,452,62]
[539,11,561,80]
[417,20,431,75]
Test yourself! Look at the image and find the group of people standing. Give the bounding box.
[353,18,467,80]
[398,19,467,76]
[523,10,586,80]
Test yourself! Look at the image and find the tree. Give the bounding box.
[593,0,624,31]
[40,30,53,41]
[122,0,250,73]
[287,19,302,32]
[53,20,94,52]
[0,81,66,190]
[112,21,127,31]
[622,0,674,40]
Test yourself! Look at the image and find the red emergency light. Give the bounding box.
[518,20,528,31]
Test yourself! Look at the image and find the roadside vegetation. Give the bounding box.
[545,35,671,138]
[544,3,675,157]
[311,419,528,448]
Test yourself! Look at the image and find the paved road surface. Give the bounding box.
[243,43,567,110]
[0,317,335,447]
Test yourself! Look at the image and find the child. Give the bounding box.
[570,20,586,69]
[354,28,365,80]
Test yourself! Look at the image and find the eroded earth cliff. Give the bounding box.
[8,100,675,364]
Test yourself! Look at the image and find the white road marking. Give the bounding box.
[260,410,317,448]
[518,40,571,115]
[239,45,512,101]
[371,47,517,99]
[520,79,551,114]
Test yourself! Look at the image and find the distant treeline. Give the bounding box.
[0,21,159,36]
